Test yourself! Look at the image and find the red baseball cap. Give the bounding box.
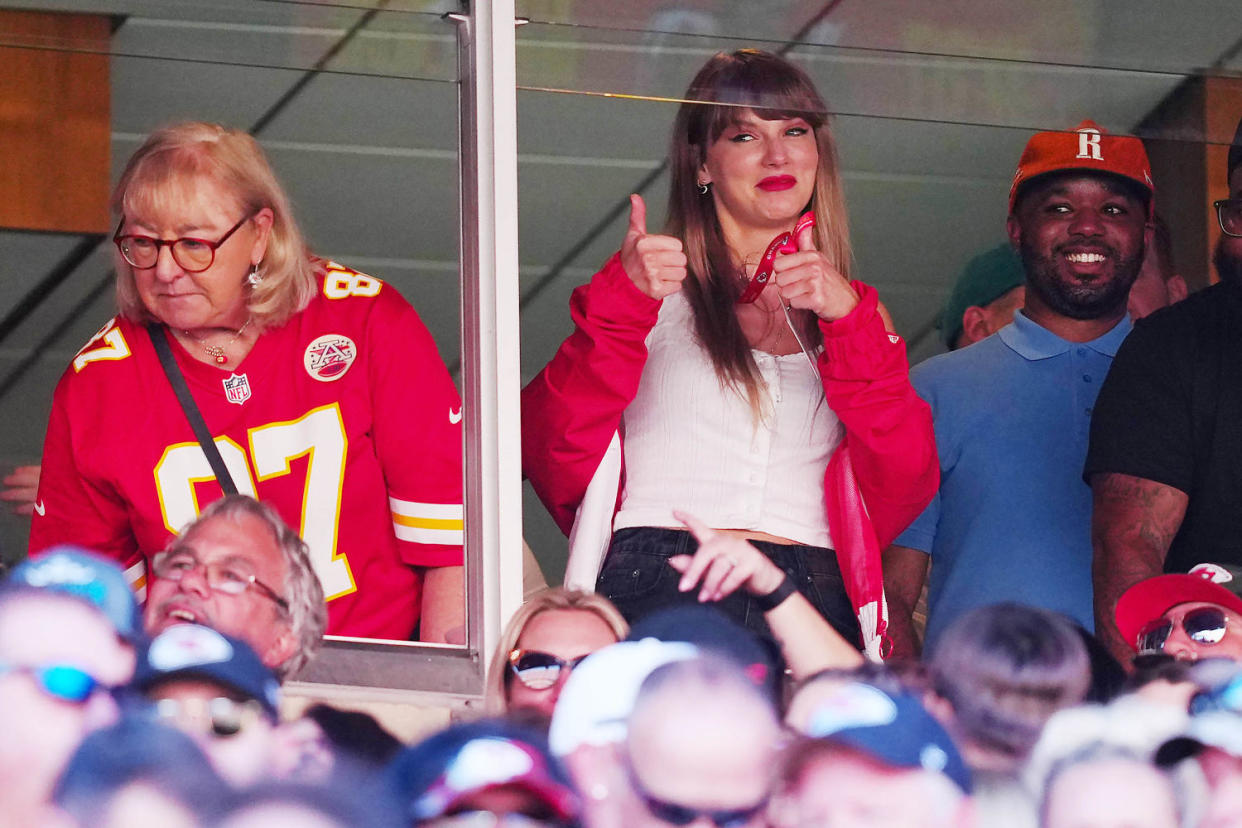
[1009,119,1154,213]
[1115,563,1242,653]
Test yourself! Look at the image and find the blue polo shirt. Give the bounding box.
[897,310,1132,651]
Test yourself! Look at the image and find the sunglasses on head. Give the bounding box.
[1137,606,1228,655]
[507,649,590,690]
[0,662,107,703]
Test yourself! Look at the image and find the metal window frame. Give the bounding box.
[288,0,523,701]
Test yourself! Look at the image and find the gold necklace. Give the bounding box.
[182,317,253,365]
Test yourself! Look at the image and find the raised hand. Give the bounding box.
[620,194,689,300]
[667,510,786,603]
[771,222,859,321]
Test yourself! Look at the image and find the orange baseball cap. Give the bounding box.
[1009,119,1154,214]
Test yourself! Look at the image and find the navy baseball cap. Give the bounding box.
[6,547,142,642]
[388,719,580,824]
[627,604,782,701]
[805,681,972,793]
[134,625,281,719]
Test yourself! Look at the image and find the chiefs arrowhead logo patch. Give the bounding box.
[304,334,357,382]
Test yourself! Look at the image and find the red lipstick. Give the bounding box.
[757,175,796,191]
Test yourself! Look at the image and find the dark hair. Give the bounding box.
[666,49,852,419]
[928,603,1090,762]
[304,703,402,767]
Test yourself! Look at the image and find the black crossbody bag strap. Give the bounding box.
[147,324,239,495]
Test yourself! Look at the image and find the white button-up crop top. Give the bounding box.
[612,293,841,548]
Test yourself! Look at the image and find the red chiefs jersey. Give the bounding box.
[30,262,464,639]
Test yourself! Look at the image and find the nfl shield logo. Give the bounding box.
[222,373,251,405]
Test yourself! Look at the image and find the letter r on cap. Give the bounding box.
[1076,128,1102,161]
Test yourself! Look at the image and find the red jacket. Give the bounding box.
[522,253,937,657]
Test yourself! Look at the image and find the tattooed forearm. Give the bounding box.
[1090,472,1190,665]
[1092,473,1188,556]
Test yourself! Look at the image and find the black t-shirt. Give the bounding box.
[1084,281,1242,572]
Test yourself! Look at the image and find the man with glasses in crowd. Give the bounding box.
[0,549,140,824]
[1088,115,1242,665]
[144,494,326,680]
[618,655,780,828]
[134,623,284,787]
[1115,563,1242,663]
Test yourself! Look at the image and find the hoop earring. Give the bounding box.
[246,264,263,287]
[697,182,710,196]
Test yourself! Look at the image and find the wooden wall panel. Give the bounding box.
[0,10,110,234]
[1138,73,1242,288]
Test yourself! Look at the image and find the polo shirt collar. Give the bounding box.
[998,310,1132,361]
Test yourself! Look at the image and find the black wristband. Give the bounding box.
[754,574,797,612]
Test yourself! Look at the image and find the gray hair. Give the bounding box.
[928,603,1091,763]
[179,495,326,679]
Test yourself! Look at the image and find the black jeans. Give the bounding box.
[596,527,863,650]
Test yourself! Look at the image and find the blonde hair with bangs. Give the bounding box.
[667,50,853,418]
[111,122,318,330]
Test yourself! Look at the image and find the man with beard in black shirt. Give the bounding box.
[1087,115,1242,666]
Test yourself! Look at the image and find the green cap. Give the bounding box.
[938,244,1025,349]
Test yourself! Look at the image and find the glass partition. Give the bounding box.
[0,0,481,691]
[513,1,1242,574]
[4,0,1242,695]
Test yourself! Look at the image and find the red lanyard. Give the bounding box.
[736,212,817,304]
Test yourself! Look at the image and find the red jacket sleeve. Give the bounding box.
[521,253,660,535]
[817,281,938,548]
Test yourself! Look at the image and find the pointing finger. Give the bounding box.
[673,509,716,544]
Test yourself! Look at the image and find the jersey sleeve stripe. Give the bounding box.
[125,560,148,603]
[393,524,465,545]
[392,514,463,531]
[388,497,463,521]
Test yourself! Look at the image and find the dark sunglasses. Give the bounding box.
[635,791,767,828]
[506,649,590,690]
[1137,606,1228,655]
[153,696,267,738]
[622,749,767,828]
[0,662,107,703]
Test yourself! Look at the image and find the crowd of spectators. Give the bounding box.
[13,544,1242,827]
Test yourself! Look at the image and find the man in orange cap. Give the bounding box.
[886,120,1152,657]
[1088,114,1242,666]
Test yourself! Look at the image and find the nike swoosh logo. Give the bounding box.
[33,500,45,516]
[449,408,463,425]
